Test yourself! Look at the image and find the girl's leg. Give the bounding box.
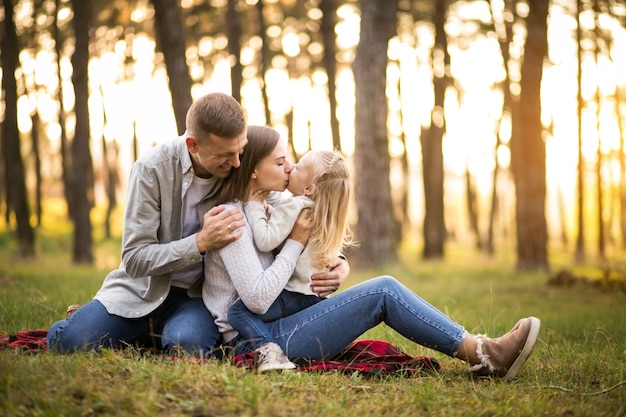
[262,276,466,360]
[229,290,322,349]
[227,298,277,348]
[46,300,151,353]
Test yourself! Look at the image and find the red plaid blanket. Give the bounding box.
[1,331,441,376]
[233,339,441,376]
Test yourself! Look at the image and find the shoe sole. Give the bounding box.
[503,316,541,381]
[257,363,297,373]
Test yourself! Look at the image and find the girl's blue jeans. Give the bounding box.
[46,287,222,358]
[230,276,466,360]
[228,289,323,348]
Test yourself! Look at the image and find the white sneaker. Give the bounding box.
[255,342,297,373]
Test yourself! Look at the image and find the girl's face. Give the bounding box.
[287,151,315,196]
[252,140,290,192]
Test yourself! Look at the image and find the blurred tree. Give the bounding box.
[421,0,449,259]
[593,0,606,261]
[575,0,586,262]
[1,0,36,258]
[486,0,516,256]
[353,0,400,268]
[320,0,341,151]
[256,0,272,124]
[227,0,243,102]
[510,0,549,271]
[54,0,73,220]
[69,0,94,263]
[152,0,193,134]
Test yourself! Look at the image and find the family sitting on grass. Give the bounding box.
[46,93,540,380]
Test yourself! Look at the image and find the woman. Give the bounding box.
[202,125,541,380]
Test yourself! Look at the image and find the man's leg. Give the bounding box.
[160,294,222,358]
[46,300,149,353]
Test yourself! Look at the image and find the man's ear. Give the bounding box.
[185,136,198,153]
[303,183,316,197]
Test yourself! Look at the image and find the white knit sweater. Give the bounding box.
[245,196,321,296]
[202,201,305,342]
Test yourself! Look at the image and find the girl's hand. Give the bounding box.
[288,208,312,245]
[249,188,271,203]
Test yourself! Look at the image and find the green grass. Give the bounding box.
[1,226,625,416]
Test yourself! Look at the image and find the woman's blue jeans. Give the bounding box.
[231,276,466,360]
[46,287,222,358]
[228,289,323,348]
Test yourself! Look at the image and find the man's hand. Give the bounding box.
[310,256,350,297]
[196,206,246,253]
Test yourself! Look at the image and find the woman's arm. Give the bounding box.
[218,205,307,314]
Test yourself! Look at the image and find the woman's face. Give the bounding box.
[252,140,290,192]
[286,151,315,196]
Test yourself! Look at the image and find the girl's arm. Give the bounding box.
[245,196,313,252]
[218,205,307,314]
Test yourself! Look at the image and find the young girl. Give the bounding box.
[227,148,355,372]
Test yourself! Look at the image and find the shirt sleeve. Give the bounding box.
[245,197,313,252]
[121,160,202,278]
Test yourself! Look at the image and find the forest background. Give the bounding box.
[1,0,626,275]
[2,2,626,415]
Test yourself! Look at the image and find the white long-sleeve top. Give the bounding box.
[245,196,323,296]
[202,201,305,342]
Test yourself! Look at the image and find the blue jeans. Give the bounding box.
[46,287,222,358]
[231,276,466,360]
[228,289,323,348]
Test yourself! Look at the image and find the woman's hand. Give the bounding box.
[288,207,312,245]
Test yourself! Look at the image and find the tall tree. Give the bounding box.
[256,0,272,124]
[510,0,549,270]
[421,0,449,259]
[575,0,586,262]
[227,0,244,102]
[152,0,193,134]
[1,0,36,258]
[54,0,73,220]
[320,0,341,151]
[487,0,516,255]
[70,0,94,263]
[353,0,400,268]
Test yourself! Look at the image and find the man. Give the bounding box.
[47,92,348,357]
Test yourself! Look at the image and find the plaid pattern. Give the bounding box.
[0,330,48,350]
[1,331,442,376]
[233,339,442,376]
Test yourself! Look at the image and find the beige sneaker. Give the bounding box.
[469,316,541,381]
[255,342,297,373]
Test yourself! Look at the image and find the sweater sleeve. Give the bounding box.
[217,207,305,314]
[244,197,313,252]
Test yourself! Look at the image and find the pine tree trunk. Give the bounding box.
[353,0,400,268]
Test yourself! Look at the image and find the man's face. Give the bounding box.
[186,131,248,179]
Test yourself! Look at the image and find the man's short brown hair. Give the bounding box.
[186,93,247,141]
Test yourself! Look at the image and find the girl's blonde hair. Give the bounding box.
[307,150,356,269]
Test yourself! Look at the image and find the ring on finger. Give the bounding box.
[227,224,232,231]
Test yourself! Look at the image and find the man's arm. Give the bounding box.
[310,255,350,297]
